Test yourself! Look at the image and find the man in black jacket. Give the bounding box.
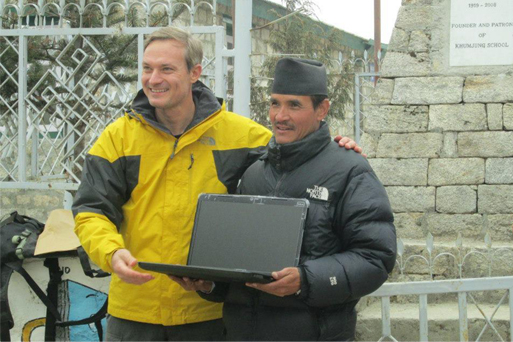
[172,58,397,341]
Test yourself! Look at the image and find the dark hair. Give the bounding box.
[311,95,328,110]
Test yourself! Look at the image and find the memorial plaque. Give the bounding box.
[450,0,513,66]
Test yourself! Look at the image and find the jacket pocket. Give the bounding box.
[317,303,357,341]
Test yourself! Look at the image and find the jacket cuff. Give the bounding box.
[296,265,309,300]
[197,281,229,303]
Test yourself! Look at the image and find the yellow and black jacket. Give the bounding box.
[73,82,272,325]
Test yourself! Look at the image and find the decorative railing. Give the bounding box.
[367,276,513,342]
[360,233,513,341]
[395,232,513,280]
[0,0,217,29]
[0,0,225,188]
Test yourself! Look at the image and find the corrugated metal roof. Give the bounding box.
[216,0,387,52]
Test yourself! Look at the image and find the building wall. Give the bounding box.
[363,0,513,244]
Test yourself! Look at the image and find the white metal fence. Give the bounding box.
[1,0,378,190]
[0,0,257,190]
[368,276,513,342]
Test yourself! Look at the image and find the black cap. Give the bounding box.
[271,58,328,96]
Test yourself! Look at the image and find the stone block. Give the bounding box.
[428,3,450,51]
[33,195,61,208]
[428,158,484,185]
[409,30,430,52]
[487,104,503,131]
[395,5,436,31]
[458,132,513,157]
[394,212,426,240]
[463,75,513,103]
[381,52,430,78]
[486,214,513,241]
[486,158,513,184]
[360,133,378,158]
[365,105,428,133]
[369,158,428,186]
[392,77,464,105]
[441,132,458,157]
[20,209,50,223]
[388,28,409,52]
[16,194,32,206]
[0,209,9,219]
[504,103,513,130]
[4,189,64,220]
[386,186,435,212]
[429,104,486,131]
[369,78,394,105]
[1,196,12,206]
[377,133,443,158]
[479,185,513,214]
[424,213,484,239]
[436,186,477,214]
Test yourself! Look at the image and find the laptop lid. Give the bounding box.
[139,194,309,283]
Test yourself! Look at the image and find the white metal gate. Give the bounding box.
[0,0,254,191]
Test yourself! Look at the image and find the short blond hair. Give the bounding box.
[144,27,203,71]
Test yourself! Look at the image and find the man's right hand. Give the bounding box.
[169,276,214,293]
[111,249,154,285]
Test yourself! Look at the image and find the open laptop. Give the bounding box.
[139,194,309,283]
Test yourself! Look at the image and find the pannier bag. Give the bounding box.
[0,211,109,341]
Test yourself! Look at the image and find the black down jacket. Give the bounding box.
[201,122,397,341]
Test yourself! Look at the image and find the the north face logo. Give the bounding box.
[306,185,329,201]
[199,136,216,146]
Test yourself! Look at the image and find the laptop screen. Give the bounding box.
[188,194,309,273]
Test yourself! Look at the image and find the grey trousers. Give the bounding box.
[106,315,225,341]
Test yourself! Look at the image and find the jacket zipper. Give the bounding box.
[273,172,287,196]
[272,145,287,195]
[170,139,179,159]
[188,153,195,170]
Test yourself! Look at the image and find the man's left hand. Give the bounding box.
[246,267,300,297]
[334,136,366,157]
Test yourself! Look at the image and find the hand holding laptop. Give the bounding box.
[246,267,300,297]
[169,275,214,293]
[139,194,308,284]
[112,249,154,285]
[170,266,300,297]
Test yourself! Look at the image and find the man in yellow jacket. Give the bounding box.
[73,27,360,341]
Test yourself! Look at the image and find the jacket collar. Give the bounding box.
[128,81,222,136]
[266,121,331,172]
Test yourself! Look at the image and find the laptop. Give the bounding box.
[139,194,309,283]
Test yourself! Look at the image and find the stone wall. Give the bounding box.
[363,0,513,244]
[1,189,66,222]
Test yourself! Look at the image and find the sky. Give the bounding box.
[266,0,403,44]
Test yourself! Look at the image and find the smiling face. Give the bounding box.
[269,94,329,144]
[141,39,201,113]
